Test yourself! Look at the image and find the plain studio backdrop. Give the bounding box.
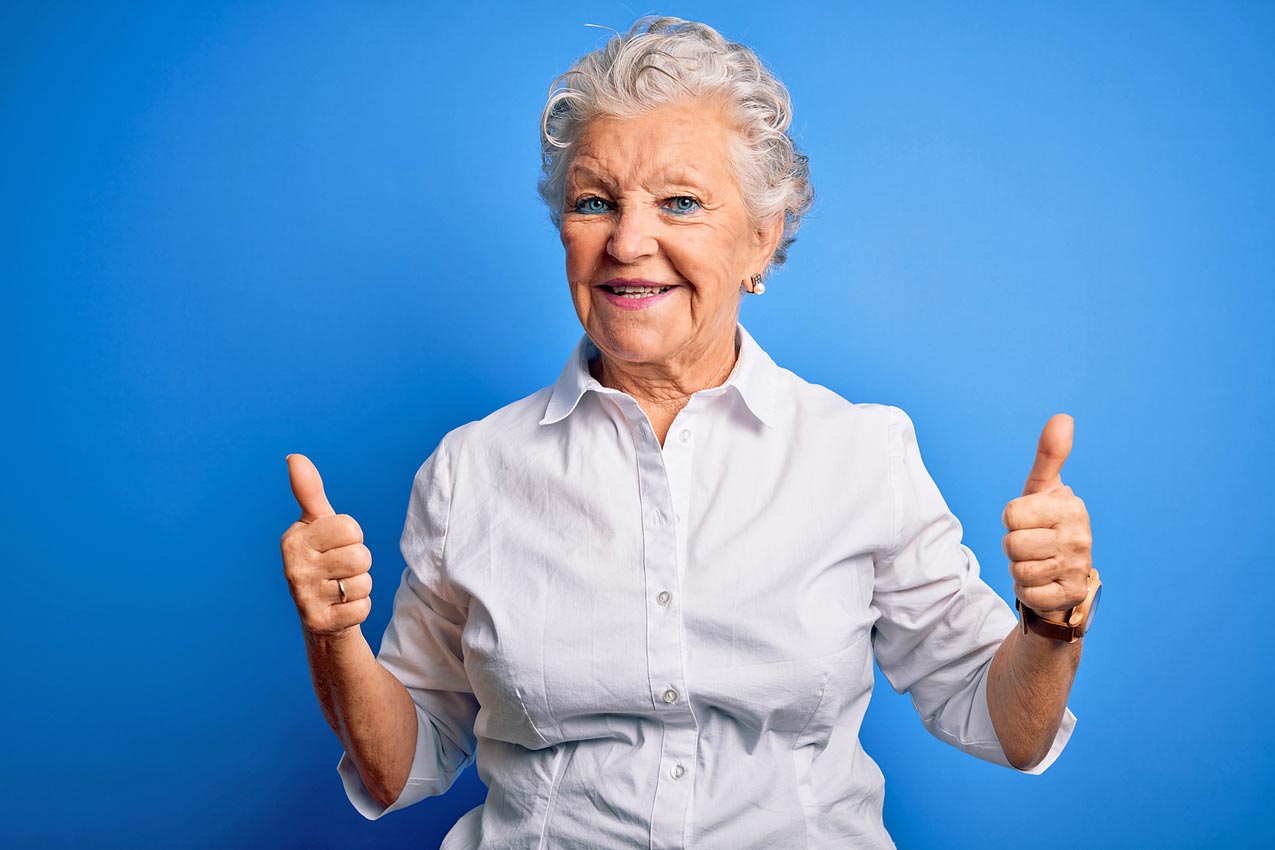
[2,2,1271,848]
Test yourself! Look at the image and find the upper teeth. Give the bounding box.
[612,286,668,294]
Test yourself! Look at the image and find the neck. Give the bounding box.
[591,331,738,445]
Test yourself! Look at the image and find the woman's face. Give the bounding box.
[560,98,781,375]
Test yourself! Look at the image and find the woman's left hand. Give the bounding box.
[1001,414,1093,620]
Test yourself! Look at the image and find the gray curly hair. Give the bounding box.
[538,16,814,270]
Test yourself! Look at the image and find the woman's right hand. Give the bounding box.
[281,454,373,636]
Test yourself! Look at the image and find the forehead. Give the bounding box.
[567,99,741,187]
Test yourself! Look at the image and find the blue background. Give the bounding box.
[3,1,1271,847]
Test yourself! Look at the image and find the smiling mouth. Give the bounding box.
[603,284,672,299]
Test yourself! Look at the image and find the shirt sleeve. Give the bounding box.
[338,439,481,818]
[869,407,1075,774]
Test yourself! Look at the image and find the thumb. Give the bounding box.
[287,453,336,522]
[1022,413,1074,496]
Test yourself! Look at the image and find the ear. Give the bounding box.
[754,213,785,270]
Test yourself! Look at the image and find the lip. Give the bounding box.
[596,278,679,311]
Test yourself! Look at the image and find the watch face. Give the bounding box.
[1083,585,1102,632]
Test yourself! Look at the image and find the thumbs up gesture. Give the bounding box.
[1001,415,1093,621]
[280,455,373,636]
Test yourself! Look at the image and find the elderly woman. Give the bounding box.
[280,17,1098,849]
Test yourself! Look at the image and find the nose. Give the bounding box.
[607,205,658,264]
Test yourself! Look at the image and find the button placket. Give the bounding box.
[623,401,696,850]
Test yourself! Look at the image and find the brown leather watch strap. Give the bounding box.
[1017,600,1080,642]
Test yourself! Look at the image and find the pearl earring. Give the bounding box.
[750,273,766,295]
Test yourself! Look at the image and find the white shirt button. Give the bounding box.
[670,764,686,779]
[662,688,678,704]
[679,428,691,443]
[656,590,671,606]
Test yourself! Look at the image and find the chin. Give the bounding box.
[591,321,683,366]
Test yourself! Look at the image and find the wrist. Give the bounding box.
[1025,606,1071,623]
[304,623,367,654]
[1016,569,1101,644]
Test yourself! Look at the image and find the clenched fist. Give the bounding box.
[280,454,373,636]
[1001,415,1093,621]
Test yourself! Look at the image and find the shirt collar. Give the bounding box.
[539,324,777,429]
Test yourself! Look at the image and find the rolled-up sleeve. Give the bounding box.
[338,440,481,818]
[870,407,1075,774]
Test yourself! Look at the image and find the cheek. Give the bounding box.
[676,230,744,296]
[562,229,601,280]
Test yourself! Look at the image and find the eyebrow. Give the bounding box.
[565,161,711,190]
[564,163,614,189]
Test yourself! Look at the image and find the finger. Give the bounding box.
[1007,558,1062,588]
[1002,528,1058,562]
[1022,413,1074,496]
[1002,490,1072,530]
[330,572,373,604]
[287,454,336,522]
[313,542,372,578]
[302,596,372,635]
[329,596,372,631]
[1014,581,1086,617]
[303,514,364,553]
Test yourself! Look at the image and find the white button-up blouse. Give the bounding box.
[337,326,1075,849]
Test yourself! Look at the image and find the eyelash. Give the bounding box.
[574,196,612,215]
[571,195,703,215]
[664,196,701,214]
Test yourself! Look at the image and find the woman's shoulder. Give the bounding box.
[434,386,556,457]
[406,385,556,500]
[771,363,906,431]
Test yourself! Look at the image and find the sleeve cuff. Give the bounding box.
[927,665,1078,776]
[1017,705,1076,776]
[336,702,447,820]
[969,661,1078,775]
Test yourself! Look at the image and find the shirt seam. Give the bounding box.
[432,436,461,609]
[885,405,905,563]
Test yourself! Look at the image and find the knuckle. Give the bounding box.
[1007,560,1027,583]
[337,514,364,542]
[281,551,309,583]
[1013,559,1038,584]
[1074,529,1093,552]
[279,530,304,559]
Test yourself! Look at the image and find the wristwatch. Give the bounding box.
[1016,568,1102,643]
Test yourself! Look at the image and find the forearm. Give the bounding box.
[303,626,418,808]
[986,623,1082,769]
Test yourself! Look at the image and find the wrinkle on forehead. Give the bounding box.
[564,99,744,196]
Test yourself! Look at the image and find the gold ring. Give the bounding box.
[337,578,348,604]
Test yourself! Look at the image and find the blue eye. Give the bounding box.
[574,196,612,215]
[665,196,701,214]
